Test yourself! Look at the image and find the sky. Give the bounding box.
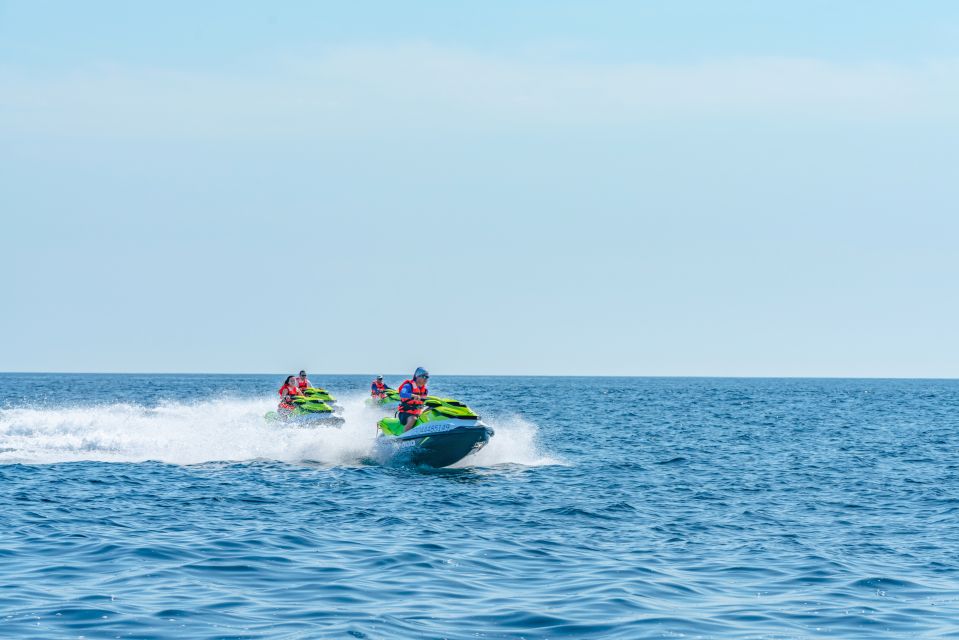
[1,0,957,377]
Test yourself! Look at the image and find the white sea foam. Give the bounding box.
[0,394,560,467]
[453,413,564,468]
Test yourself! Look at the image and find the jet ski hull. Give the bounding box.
[374,419,493,468]
[264,411,345,427]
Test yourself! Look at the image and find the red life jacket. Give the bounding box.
[371,380,387,396]
[278,383,302,409]
[398,379,428,416]
[296,377,310,390]
[279,383,302,397]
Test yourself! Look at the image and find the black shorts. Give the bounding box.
[398,412,417,425]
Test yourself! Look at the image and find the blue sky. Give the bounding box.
[1,1,957,377]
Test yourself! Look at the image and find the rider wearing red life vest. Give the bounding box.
[397,367,429,432]
[278,375,304,411]
[296,370,311,390]
[370,375,390,399]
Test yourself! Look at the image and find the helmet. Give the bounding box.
[376,375,383,380]
[414,367,429,379]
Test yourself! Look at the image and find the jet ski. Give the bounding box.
[264,396,345,426]
[365,389,400,410]
[300,387,343,412]
[373,397,493,468]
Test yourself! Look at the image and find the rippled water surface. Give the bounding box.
[2,373,959,638]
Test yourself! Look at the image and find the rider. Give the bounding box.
[397,367,429,432]
[278,375,304,412]
[296,370,312,391]
[370,375,391,399]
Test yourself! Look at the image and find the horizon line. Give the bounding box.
[1,371,957,382]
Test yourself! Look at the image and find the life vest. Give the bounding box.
[296,377,311,390]
[397,379,428,416]
[279,383,302,397]
[371,380,387,397]
[278,383,302,409]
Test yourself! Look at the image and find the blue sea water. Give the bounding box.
[1,374,959,639]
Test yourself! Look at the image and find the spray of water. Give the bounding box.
[452,413,563,468]
[0,394,560,467]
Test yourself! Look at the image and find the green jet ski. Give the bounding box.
[265,395,345,426]
[373,396,493,468]
[300,387,343,412]
[365,389,401,410]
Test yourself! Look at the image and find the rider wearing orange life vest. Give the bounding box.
[278,375,304,412]
[370,375,391,399]
[296,370,312,390]
[397,367,429,432]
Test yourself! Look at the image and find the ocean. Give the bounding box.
[1,373,958,638]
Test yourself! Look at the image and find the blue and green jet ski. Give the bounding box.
[265,395,345,426]
[374,397,493,468]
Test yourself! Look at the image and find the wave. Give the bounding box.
[0,394,560,468]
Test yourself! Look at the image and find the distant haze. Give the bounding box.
[1,1,957,377]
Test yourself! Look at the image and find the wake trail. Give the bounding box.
[0,394,561,467]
